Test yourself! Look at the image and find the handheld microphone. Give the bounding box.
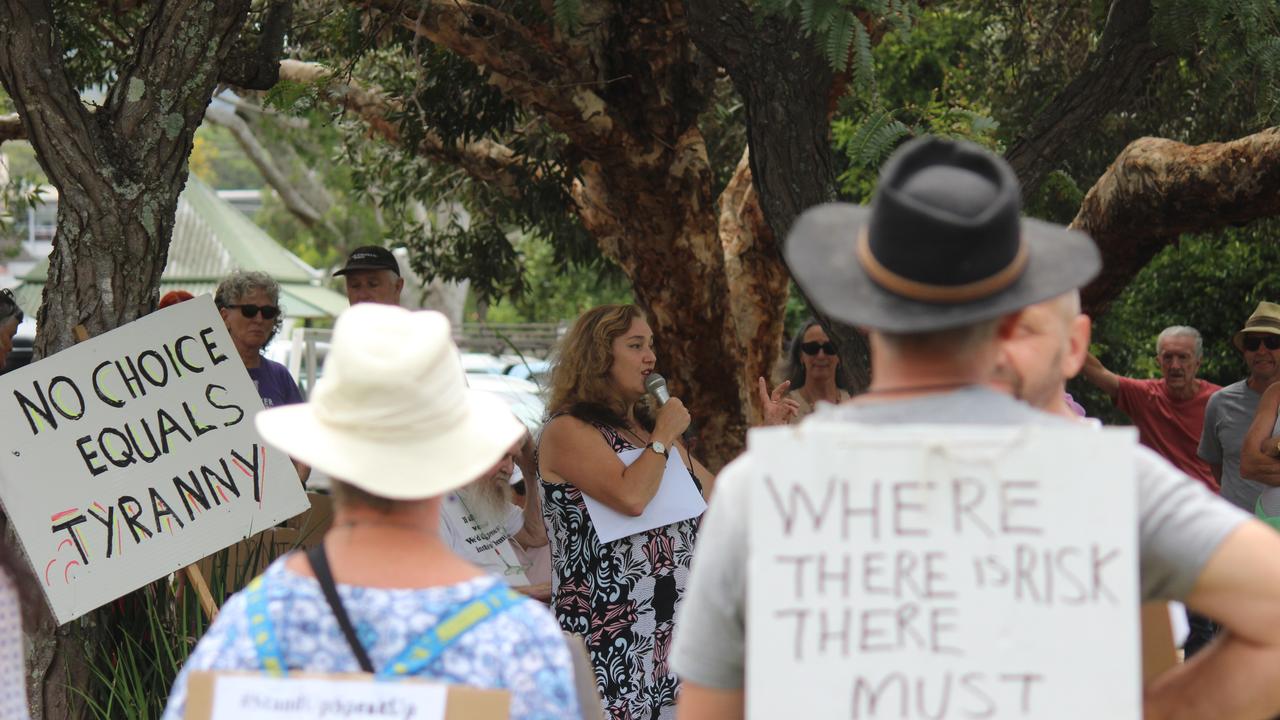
[644,372,671,406]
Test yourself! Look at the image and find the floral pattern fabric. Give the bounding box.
[161,556,580,720]
[540,420,701,720]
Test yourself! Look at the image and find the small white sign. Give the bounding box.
[209,675,447,720]
[582,447,706,543]
[746,423,1140,719]
[0,296,310,623]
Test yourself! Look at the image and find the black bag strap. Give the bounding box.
[306,543,375,673]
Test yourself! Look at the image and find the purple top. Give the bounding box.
[1064,391,1087,418]
[247,357,303,408]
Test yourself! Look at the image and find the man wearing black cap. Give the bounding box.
[672,137,1280,719]
[334,245,404,306]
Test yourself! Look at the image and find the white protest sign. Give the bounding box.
[207,675,447,720]
[746,424,1140,719]
[439,494,531,585]
[582,447,706,543]
[0,296,310,624]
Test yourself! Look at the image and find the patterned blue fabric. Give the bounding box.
[161,556,581,720]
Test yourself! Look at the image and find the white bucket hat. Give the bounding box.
[255,304,525,500]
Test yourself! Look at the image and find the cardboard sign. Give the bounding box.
[746,424,1140,719]
[185,672,509,720]
[0,296,310,623]
[582,447,706,543]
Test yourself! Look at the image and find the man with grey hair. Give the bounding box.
[1081,325,1221,491]
[333,245,404,307]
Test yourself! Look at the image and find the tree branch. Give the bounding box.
[218,0,292,90]
[204,101,329,228]
[1005,0,1171,199]
[359,0,627,152]
[0,0,107,187]
[277,59,530,198]
[1072,127,1280,317]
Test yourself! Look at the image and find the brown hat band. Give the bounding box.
[856,228,1029,304]
[1245,316,1280,332]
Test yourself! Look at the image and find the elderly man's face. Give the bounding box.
[1157,335,1200,393]
[344,269,403,306]
[1242,332,1280,385]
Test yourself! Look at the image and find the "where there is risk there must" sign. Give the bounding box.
[747,423,1139,719]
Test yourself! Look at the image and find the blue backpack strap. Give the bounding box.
[379,584,525,678]
[244,574,288,677]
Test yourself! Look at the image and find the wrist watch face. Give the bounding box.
[650,440,667,457]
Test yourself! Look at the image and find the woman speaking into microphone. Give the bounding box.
[538,304,714,719]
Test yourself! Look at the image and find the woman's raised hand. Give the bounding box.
[758,377,800,426]
[653,397,691,444]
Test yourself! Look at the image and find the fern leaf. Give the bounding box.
[844,109,911,168]
[824,11,855,71]
[552,0,581,31]
[850,17,873,87]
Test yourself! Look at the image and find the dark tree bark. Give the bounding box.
[1005,0,1172,200]
[1071,127,1280,318]
[0,1,288,714]
[687,0,871,393]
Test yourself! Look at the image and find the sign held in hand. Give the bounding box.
[0,296,310,624]
[746,424,1140,719]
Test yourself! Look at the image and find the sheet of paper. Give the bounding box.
[581,447,707,543]
[208,674,447,720]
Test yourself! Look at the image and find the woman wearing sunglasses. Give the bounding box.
[0,288,22,372]
[758,319,851,425]
[215,270,303,410]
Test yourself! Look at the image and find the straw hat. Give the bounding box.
[785,136,1100,333]
[1233,301,1280,351]
[255,304,524,500]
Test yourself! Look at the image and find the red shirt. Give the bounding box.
[1114,376,1222,492]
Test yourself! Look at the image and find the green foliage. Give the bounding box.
[755,0,915,72]
[482,234,633,323]
[1072,226,1280,419]
[552,0,583,31]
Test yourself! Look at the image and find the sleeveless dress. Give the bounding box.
[539,418,701,720]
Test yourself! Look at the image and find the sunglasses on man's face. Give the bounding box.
[800,341,838,356]
[0,288,22,324]
[223,303,281,320]
[1242,335,1280,352]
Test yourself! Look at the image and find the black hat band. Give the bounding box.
[856,228,1029,304]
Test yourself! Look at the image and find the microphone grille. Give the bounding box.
[644,372,666,392]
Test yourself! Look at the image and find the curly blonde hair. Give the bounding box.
[548,304,654,429]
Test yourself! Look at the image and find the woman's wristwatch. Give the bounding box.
[647,440,669,458]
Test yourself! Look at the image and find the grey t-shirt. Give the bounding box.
[1198,380,1265,511]
[671,387,1248,690]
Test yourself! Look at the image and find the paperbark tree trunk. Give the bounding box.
[0,0,286,714]
[1071,127,1280,317]
[687,0,871,394]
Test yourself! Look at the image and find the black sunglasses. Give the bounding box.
[1242,335,1280,351]
[800,341,838,356]
[222,303,281,320]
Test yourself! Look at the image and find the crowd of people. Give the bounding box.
[6,136,1280,719]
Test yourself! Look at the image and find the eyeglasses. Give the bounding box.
[800,341,838,356]
[221,303,281,320]
[1242,335,1280,351]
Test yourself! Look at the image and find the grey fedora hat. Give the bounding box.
[785,136,1101,333]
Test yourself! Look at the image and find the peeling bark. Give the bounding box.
[687,0,870,393]
[719,148,789,422]
[1071,127,1280,317]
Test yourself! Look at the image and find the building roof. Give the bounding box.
[13,176,348,319]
